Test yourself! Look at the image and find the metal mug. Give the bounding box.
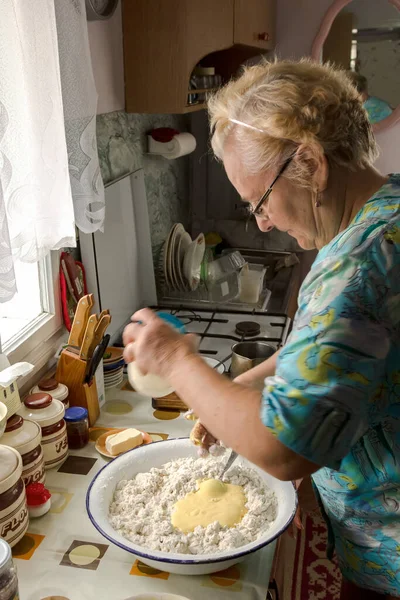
[230,341,275,379]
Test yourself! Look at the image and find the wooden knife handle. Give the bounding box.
[91,314,112,351]
[68,294,94,348]
[79,314,98,361]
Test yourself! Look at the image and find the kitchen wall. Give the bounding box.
[87,4,190,262]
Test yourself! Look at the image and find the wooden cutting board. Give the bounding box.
[151,391,188,411]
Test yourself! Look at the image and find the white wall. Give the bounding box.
[87,3,125,114]
[275,0,400,174]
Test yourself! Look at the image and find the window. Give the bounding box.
[0,252,63,369]
[0,260,43,347]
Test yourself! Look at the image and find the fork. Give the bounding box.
[219,450,238,480]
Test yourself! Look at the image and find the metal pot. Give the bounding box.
[230,341,275,379]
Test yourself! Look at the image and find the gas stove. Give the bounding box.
[151,306,291,371]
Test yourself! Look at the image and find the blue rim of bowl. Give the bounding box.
[86,437,298,566]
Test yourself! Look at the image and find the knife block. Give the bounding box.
[56,349,100,426]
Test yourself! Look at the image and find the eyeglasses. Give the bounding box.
[245,155,294,232]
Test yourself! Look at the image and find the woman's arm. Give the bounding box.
[233,350,280,389]
[123,310,319,482]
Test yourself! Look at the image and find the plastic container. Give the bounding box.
[207,251,246,282]
[64,407,89,450]
[0,445,29,548]
[1,415,45,487]
[30,378,69,409]
[0,539,19,600]
[19,393,68,470]
[239,263,267,304]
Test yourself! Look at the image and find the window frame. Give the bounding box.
[3,251,66,385]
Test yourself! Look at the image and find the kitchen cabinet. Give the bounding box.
[234,0,276,50]
[122,0,276,114]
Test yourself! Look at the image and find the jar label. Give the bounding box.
[42,423,68,469]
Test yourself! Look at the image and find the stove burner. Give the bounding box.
[235,321,261,337]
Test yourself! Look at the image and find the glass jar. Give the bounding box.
[64,407,89,450]
[0,538,19,600]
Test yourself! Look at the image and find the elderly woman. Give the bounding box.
[123,60,400,599]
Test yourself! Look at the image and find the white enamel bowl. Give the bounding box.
[86,438,297,576]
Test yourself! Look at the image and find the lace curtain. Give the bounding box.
[0,0,105,302]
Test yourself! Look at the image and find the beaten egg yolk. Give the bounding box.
[171,478,247,533]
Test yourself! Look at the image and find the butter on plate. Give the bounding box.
[105,428,144,456]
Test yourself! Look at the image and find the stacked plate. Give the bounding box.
[163,224,205,292]
[103,347,125,389]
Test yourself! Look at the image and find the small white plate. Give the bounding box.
[183,233,205,291]
[169,223,185,290]
[164,225,178,290]
[175,230,191,291]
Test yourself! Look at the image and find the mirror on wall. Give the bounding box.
[312,0,400,132]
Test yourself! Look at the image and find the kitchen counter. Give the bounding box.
[13,379,276,600]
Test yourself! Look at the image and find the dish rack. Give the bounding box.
[159,277,272,312]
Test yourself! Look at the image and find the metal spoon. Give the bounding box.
[219,450,238,480]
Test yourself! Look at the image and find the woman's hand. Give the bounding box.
[190,419,223,457]
[123,308,197,379]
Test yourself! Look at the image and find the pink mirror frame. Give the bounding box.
[311,0,400,133]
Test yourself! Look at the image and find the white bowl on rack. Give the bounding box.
[86,438,297,576]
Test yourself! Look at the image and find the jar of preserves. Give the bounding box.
[64,407,89,450]
[1,415,45,487]
[0,539,19,600]
[30,378,69,409]
[19,393,68,470]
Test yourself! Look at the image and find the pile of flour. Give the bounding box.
[108,455,277,555]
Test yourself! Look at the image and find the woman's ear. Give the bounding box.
[295,144,329,193]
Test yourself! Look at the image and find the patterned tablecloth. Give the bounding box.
[13,379,276,600]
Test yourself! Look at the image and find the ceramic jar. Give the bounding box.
[0,445,29,548]
[30,378,69,409]
[1,415,45,487]
[19,393,68,470]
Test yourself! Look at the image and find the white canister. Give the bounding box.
[0,445,29,548]
[19,394,68,470]
[1,415,45,487]
[30,378,69,409]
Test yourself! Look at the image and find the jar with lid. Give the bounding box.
[19,393,68,470]
[30,377,69,409]
[0,539,19,600]
[1,415,45,487]
[0,445,29,548]
[64,407,89,450]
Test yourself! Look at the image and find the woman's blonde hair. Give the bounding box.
[208,59,378,188]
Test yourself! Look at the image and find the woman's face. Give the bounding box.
[223,140,320,250]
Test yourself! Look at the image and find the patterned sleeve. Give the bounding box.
[261,251,392,471]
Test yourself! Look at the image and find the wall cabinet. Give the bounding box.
[122,0,276,114]
[234,0,276,50]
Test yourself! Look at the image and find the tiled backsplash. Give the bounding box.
[96,110,190,262]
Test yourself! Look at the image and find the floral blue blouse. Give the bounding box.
[262,174,400,595]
